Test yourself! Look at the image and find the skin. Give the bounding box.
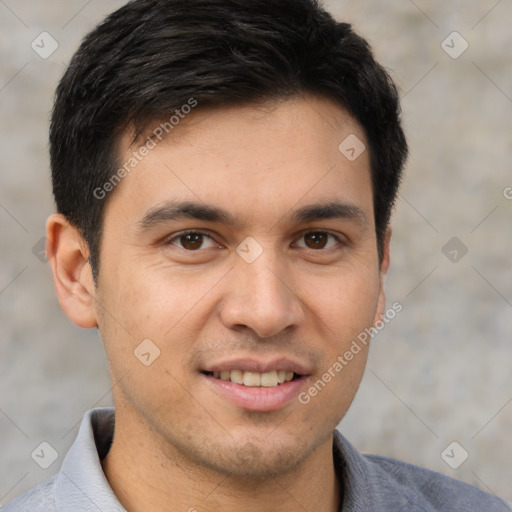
[46,95,391,512]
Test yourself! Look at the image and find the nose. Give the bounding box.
[219,250,304,339]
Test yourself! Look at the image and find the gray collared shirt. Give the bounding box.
[3,407,510,511]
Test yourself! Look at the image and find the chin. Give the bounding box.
[190,437,314,480]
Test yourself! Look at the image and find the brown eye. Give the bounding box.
[304,232,328,249]
[168,231,216,251]
[180,233,204,250]
[296,231,340,250]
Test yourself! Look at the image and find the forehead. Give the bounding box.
[107,95,373,230]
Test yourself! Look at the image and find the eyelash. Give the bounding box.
[166,229,345,251]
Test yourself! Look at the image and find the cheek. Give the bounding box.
[95,268,215,415]
[296,344,369,430]
[306,265,381,342]
[291,266,378,413]
[97,265,224,371]
[102,263,207,332]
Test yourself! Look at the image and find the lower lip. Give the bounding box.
[201,374,309,412]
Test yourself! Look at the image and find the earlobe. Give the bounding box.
[374,227,392,325]
[46,213,98,328]
[379,227,392,278]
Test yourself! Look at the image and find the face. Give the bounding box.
[89,96,389,478]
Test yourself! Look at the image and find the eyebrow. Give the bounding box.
[136,199,368,230]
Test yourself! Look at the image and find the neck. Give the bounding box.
[102,408,341,512]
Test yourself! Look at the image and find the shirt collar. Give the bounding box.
[333,429,373,511]
[53,408,125,511]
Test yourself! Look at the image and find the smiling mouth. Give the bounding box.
[202,370,302,387]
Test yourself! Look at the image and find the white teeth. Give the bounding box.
[210,370,297,387]
[230,370,244,384]
[260,371,278,387]
[243,372,261,387]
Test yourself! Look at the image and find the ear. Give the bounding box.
[46,213,98,328]
[373,226,392,325]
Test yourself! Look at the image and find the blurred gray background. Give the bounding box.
[1,0,511,506]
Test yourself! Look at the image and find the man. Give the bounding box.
[4,0,509,510]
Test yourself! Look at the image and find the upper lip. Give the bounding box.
[202,357,311,376]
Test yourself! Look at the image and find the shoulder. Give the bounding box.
[2,476,57,512]
[333,431,510,511]
[364,453,510,511]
